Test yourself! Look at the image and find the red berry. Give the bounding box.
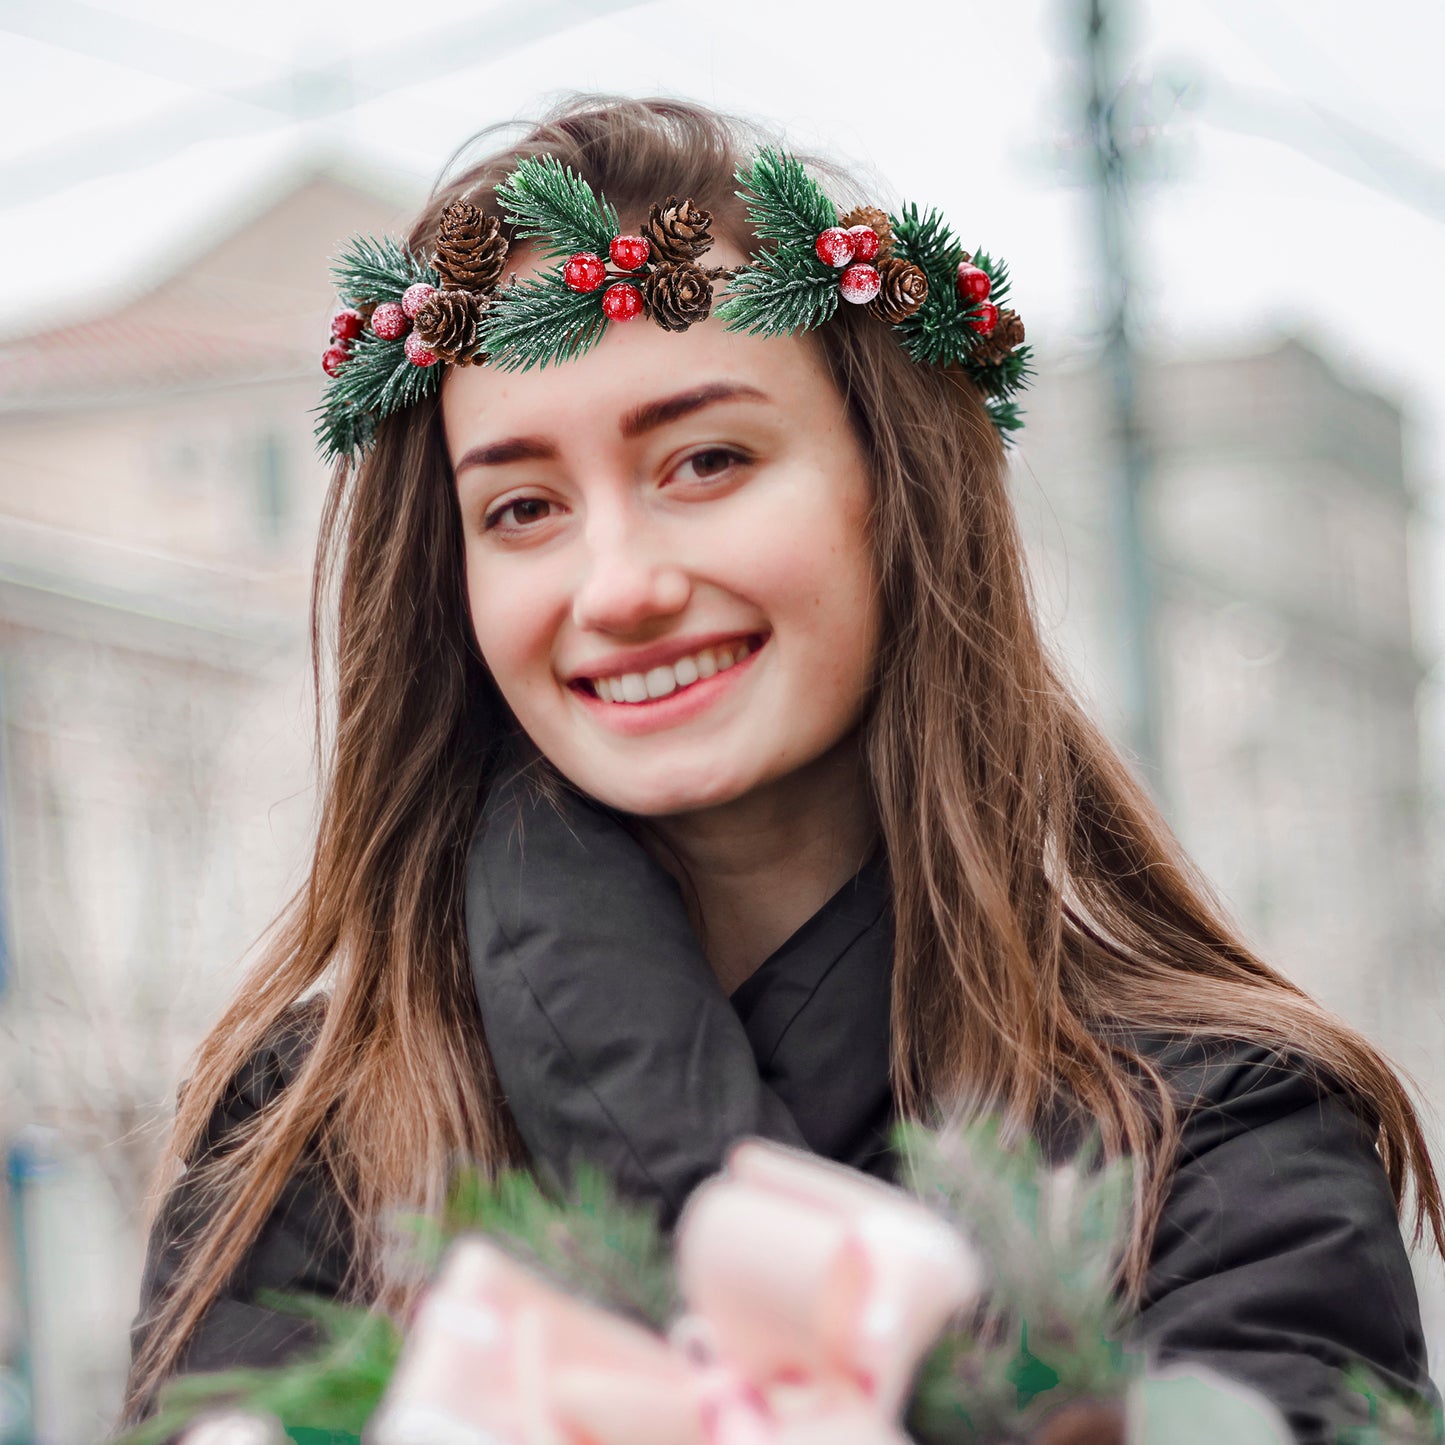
[330,307,363,341]
[847,226,881,263]
[371,302,408,340]
[601,282,644,322]
[404,332,439,366]
[839,263,882,305]
[814,227,857,268]
[564,252,608,292]
[956,263,991,304]
[608,235,651,271]
[969,302,1000,335]
[402,282,436,318]
[321,344,350,377]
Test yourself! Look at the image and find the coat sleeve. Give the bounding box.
[125,1019,353,1421]
[465,770,807,1228]
[1132,1039,1438,1445]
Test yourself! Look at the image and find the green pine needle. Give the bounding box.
[400,1162,678,1329]
[330,234,434,305]
[715,252,840,338]
[313,331,442,464]
[897,1117,1135,1444]
[479,272,612,372]
[116,1296,400,1445]
[496,154,619,261]
[891,203,961,278]
[732,147,839,253]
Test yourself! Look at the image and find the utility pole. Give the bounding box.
[1078,0,1166,800]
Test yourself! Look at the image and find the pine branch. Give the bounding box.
[714,252,839,337]
[496,154,619,260]
[428,1163,678,1329]
[331,234,434,304]
[896,1117,1135,1440]
[732,148,838,253]
[312,402,376,468]
[313,331,442,464]
[971,249,1014,310]
[891,203,962,278]
[479,272,612,372]
[116,1296,398,1445]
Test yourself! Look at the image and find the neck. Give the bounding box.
[639,733,879,995]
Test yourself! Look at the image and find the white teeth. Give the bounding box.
[644,665,677,699]
[588,637,760,704]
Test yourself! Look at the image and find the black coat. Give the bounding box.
[129,780,1438,1441]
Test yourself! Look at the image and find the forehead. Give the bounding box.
[439,239,842,459]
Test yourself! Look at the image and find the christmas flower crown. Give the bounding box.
[314,148,1033,466]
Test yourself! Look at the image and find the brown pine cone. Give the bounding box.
[1026,1399,1127,1445]
[870,258,929,325]
[972,307,1026,365]
[644,262,714,332]
[642,197,714,265]
[432,201,508,293]
[413,289,485,364]
[840,204,895,260]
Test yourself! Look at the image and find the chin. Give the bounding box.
[565,756,761,819]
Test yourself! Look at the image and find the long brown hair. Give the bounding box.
[122,93,1443,1421]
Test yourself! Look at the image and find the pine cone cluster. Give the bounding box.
[645,262,714,332]
[643,197,714,265]
[870,258,929,325]
[413,289,486,364]
[840,204,895,261]
[433,201,509,293]
[972,307,1026,365]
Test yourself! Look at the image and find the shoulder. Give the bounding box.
[1130,1029,1379,1154]
[1122,1031,1435,1441]
[186,996,327,1162]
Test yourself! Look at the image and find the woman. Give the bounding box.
[122,94,1442,1442]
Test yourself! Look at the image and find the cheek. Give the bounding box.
[465,553,560,706]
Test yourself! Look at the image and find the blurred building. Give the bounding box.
[0,166,1439,1436]
[1013,342,1445,1338]
[0,162,411,1442]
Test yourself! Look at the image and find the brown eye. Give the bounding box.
[485,497,553,531]
[675,447,747,485]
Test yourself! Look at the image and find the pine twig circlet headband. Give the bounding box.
[314,148,1032,465]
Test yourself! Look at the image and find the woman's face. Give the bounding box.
[443,241,882,817]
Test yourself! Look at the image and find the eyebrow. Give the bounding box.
[453,381,771,473]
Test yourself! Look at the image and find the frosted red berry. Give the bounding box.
[956,263,992,304]
[564,252,608,293]
[814,227,857,268]
[608,235,651,271]
[404,332,440,366]
[401,282,437,318]
[847,226,881,263]
[969,302,1000,335]
[371,302,409,340]
[839,263,882,305]
[321,344,350,377]
[601,282,644,321]
[330,307,363,341]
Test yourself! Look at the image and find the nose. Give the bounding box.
[570,509,691,635]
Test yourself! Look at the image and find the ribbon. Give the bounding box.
[369,1140,982,1445]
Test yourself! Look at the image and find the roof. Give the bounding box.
[0,162,416,411]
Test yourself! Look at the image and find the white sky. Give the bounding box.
[1,0,1442,636]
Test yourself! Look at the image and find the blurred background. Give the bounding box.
[0,0,1440,1437]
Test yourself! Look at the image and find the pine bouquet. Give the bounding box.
[128,1123,1438,1445]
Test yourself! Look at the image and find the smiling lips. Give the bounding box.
[578,635,762,705]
